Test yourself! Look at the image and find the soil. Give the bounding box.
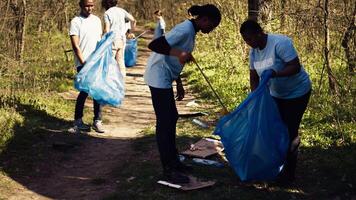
[0,27,199,200]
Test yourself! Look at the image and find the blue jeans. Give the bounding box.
[74,66,102,121]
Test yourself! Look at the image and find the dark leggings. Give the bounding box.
[74,66,102,121]
[149,86,179,169]
[273,90,311,177]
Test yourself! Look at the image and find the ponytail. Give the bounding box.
[188,4,221,25]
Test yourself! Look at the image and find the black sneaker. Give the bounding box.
[174,161,193,172]
[163,169,190,184]
[275,169,295,186]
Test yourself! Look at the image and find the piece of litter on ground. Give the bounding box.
[186,100,199,107]
[157,180,182,189]
[181,138,224,158]
[204,138,223,145]
[126,176,136,182]
[192,158,224,168]
[192,118,209,129]
[157,176,215,191]
[179,154,185,162]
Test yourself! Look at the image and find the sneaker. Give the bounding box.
[73,119,91,132]
[275,168,295,186]
[174,161,193,172]
[163,169,190,184]
[93,120,105,133]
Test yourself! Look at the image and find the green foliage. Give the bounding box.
[180,0,355,149]
[104,119,356,199]
[0,30,75,151]
[0,107,23,152]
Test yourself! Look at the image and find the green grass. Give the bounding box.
[103,119,356,200]
[103,15,355,199]
[0,15,355,200]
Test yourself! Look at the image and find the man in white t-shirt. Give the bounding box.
[69,0,105,133]
[102,0,136,77]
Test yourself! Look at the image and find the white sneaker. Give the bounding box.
[93,120,105,133]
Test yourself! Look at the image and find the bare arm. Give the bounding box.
[148,36,193,64]
[103,22,110,34]
[70,35,85,65]
[250,69,259,91]
[126,13,136,31]
[274,57,301,77]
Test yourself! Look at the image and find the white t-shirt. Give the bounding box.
[144,20,196,88]
[153,17,166,39]
[249,34,311,98]
[104,7,134,41]
[125,21,131,33]
[69,14,102,67]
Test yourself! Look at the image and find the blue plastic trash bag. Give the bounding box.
[74,31,125,107]
[214,70,289,181]
[124,39,137,67]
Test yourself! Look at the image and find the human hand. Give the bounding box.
[178,51,194,65]
[175,83,185,101]
[262,69,277,78]
[219,108,230,116]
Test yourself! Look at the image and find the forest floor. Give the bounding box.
[0,27,200,200]
[1,25,355,200]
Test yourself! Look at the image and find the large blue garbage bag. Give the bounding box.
[214,70,289,181]
[74,31,125,107]
[124,39,137,67]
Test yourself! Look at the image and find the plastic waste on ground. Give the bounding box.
[192,118,209,129]
[178,154,186,162]
[214,69,289,181]
[74,31,125,107]
[192,158,224,168]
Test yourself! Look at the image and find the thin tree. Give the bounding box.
[248,0,259,21]
[320,0,340,95]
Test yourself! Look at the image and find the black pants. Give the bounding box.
[149,86,179,169]
[273,90,311,178]
[74,66,102,121]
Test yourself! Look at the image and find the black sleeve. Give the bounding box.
[148,36,172,55]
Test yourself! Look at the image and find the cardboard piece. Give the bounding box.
[157,176,215,191]
[181,138,224,158]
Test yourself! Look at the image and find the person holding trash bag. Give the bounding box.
[69,0,105,133]
[153,9,166,40]
[240,20,312,183]
[102,0,136,77]
[144,4,221,184]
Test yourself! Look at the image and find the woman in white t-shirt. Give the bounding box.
[153,10,166,40]
[144,4,221,184]
[102,0,136,77]
[240,20,311,184]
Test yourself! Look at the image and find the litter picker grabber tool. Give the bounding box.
[192,59,228,114]
[134,30,148,40]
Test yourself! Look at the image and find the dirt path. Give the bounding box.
[2,27,198,200]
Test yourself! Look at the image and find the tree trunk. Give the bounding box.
[341,4,355,75]
[248,0,259,21]
[10,0,26,64]
[323,0,339,95]
[280,0,286,30]
[19,0,26,65]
